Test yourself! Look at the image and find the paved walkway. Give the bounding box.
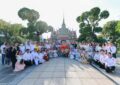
[16,58,115,85]
[0,65,36,85]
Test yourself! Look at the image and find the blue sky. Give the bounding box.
[0,0,120,38]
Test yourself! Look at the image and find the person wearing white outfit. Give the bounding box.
[99,50,105,69]
[0,42,7,65]
[105,52,116,73]
[53,50,58,58]
[19,44,26,54]
[110,43,117,58]
[30,43,35,52]
[99,50,109,69]
[93,51,100,65]
[106,43,111,53]
[45,43,51,49]
[69,49,74,59]
[25,41,31,51]
[95,44,102,52]
[38,51,45,63]
[23,49,32,66]
[73,48,80,61]
[31,49,39,65]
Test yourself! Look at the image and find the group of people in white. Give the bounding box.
[69,42,117,73]
[0,40,117,73]
[0,41,52,72]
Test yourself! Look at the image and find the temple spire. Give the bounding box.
[62,16,66,28]
[63,17,65,25]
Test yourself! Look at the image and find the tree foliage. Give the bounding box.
[18,7,39,23]
[48,25,54,32]
[0,7,54,44]
[76,7,109,42]
[35,21,48,35]
[102,21,120,45]
[0,19,24,44]
[18,7,39,40]
[18,7,54,41]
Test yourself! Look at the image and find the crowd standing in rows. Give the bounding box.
[0,40,117,73]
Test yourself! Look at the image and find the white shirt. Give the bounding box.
[31,51,39,60]
[95,45,102,51]
[100,54,108,64]
[85,45,89,52]
[99,54,105,63]
[38,53,44,59]
[0,45,6,54]
[23,52,32,61]
[105,57,116,67]
[30,44,35,52]
[73,49,78,53]
[106,46,111,53]
[53,50,58,57]
[45,44,51,49]
[103,55,109,63]
[102,46,106,51]
[94,53,100,61]
[110,46,116,54]
[25,44,31,50]
[19,45,25,54]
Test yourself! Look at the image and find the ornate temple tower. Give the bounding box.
[51,18,76,41]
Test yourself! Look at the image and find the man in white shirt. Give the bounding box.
[106,43,111,53]
[95,44,102,52]
[19,44,25,54]
[38,51,45,63]
[93,51,100,65]
[30,42,36,52]
[110,43,117,58]
[23,49,32,66]
[0,42,7,65]
[99,50,106,69]
[105,52,116,73]
[31,49,39,65]
[25,41,31,51]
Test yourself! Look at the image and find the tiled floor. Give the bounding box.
[17,58,115,85]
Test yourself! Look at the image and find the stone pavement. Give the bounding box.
[0,54,37,85]
[0,64,36,85]
[17,58,115,85]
